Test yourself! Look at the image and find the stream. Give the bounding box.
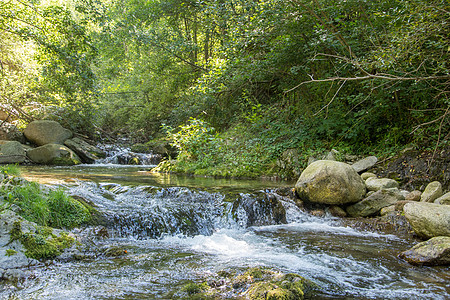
[2,163,450,299]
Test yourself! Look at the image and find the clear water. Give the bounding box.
[2,165,449,299]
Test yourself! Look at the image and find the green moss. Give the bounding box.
[9,221,75,260]
[267,288,296,300]
[248,282,280,300]
[52,156,81,166]
[182,282,208,295]
[5,249,18,256]
[246,267,264,280]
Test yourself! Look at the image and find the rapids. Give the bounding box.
[1,165,449,299]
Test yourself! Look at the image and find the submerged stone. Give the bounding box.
[399,236,450,266]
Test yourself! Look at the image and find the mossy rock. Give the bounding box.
[27,143,81,166]
[248,282,284,300]
[10,220,75,260]
[246,272,316,300]
[210,267,318,300]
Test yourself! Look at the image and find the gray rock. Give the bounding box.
[403,202,450,239]
[380,205,396,216]
[420,181,443,202]
[295,160,366,205]
[384,188,405,200]
[328,206,347,217]
[365,177,399,191]
[405,190,422,201]
[24,120,72,146]
[0,141,26,164]
[346,189,399,217]
[64,138,106,164]
[361,172,377,181]
[351,156,378,173]
[27,143,81,165]
[434,192,450,205]
[0,210,39,269]
[399,236,450,266]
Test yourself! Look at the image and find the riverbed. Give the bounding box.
[2,165,449,299]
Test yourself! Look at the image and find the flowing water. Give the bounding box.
[2,164,449,299]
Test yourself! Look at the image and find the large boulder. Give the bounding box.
[403,202,450,239]
[27,143,81,165]
[420,181,442,202]
[434,192,450,205]
[295,160,366,205]
[64,138,106,164]
[365,177,399,191]
[24,120,72,146]
[346,189,400,217]
[399,236,450,266]
[0,141,27,164]
[351,156,377,173]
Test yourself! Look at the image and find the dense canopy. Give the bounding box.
[1,0,449,177]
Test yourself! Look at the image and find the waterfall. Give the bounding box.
[95,145,162,166]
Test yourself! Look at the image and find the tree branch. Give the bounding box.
[284,74,450,94]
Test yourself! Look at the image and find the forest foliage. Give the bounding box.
[1,0,449,177]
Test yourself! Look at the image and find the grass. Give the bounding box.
[1,165,91,229]
[0,164,21,176]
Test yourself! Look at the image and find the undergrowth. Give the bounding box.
[154,103,420,179]
[0,166,91,229]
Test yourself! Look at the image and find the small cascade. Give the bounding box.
[96,145,162,165]
[4,170,450,300]
[68,182,293,239]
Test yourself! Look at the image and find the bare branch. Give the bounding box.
[410,109,449,135]
[284,74,450,94]
[314,79,346,117]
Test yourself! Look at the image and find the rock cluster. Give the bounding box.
[0,120,105,166]
[294,157,450,266]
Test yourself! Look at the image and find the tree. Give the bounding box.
[0,0,97,131]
